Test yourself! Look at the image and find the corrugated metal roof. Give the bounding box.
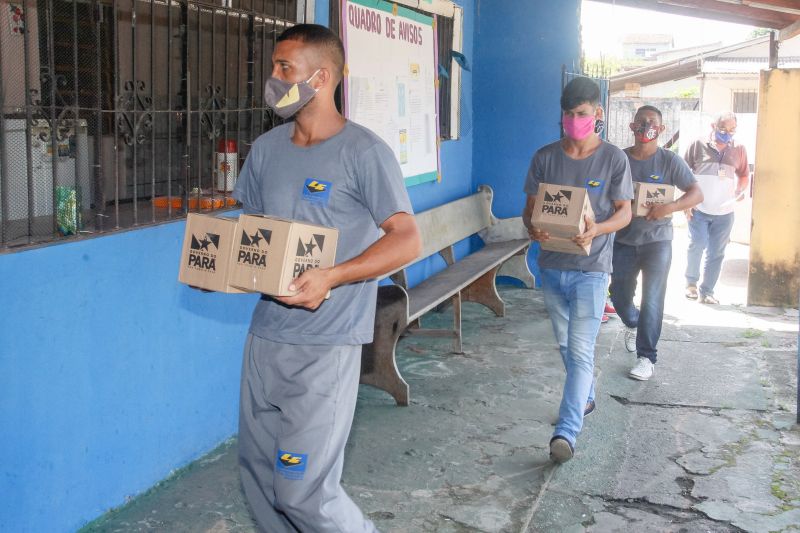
[703,57,800,73]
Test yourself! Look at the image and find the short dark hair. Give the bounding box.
[560,77,600,111]
[277,24,345,82]
[635,105,663,122]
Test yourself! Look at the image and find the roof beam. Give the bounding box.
[589,0,797,29]
[779,18,800,40]
[609,60,702,92]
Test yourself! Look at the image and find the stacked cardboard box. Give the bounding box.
[178,214,338,296]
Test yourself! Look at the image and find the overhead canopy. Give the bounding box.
[608,36,770,91]
[590,0,800,40]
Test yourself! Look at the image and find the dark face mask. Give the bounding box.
[634,122,659,143]
[263,69,320,119]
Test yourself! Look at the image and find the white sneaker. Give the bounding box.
[624,327,637,353]
[629,357,654,381]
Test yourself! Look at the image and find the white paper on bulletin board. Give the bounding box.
[342,0,440,186]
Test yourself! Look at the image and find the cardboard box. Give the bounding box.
[229,214,338,296]
[633,182,675,218]
[178,213,245,293]
[530,183,595,256]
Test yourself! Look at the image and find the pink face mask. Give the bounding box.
[562,114,595,140]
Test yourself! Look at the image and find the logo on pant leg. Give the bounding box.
[276,450,308,480]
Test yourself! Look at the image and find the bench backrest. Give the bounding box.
[379,185,497,282]
[415,186,493,260]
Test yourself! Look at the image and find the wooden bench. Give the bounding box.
[360,185,535,406]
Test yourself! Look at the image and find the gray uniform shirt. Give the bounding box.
[524,140,633,273]
[233,121,413,345]
[616,147,696,246]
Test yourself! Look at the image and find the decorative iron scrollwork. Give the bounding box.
[199,84,226,140]
[117,79,154,146]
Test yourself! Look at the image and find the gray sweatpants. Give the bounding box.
[238,334,379,533]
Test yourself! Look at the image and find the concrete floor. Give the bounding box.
[82,225,799,533]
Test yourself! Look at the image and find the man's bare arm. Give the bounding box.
[277,212,421,309]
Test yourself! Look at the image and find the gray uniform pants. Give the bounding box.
[238,334,378,533]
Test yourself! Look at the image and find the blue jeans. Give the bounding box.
[685,210,735,297]
[610,240,672,364]
[540,268,608,448]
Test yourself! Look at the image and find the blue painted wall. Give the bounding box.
[0,225,259,532]
[472,1,581,279]
[0,0,581,531]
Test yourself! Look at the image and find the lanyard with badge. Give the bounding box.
[716,147,728,179]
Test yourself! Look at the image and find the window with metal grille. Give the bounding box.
[0,0,307,252]
[733,90,758,114]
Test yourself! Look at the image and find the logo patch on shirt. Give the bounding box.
[585,178,605,193]
[648,174,662,182]
[276,450,308,480]
[302,178,332,206]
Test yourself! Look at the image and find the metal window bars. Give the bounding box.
[0,0,302,251]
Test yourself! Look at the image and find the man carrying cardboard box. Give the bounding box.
[522,77,633,463]
[231,24,420,533]
[612,105,703,381]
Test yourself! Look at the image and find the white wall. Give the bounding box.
[640,77,699,98]
[700,74,760,115]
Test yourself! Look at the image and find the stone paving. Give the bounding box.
[82,231,799,533]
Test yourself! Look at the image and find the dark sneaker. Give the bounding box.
[549,436,574,464]
[584,400,596,417]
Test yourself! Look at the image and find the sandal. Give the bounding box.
[685,285,698,300]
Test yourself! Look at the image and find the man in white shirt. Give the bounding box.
[682,112,749,304]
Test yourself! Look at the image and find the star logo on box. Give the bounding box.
[237,228,272,268]
[542,189,572,216]
[296,234,326,257]
[187,232,221,272]
[544,190,571,204]
[293,234,327,278]
[645,188,667,206]
[190,232,220,251]
[240,228,272,249]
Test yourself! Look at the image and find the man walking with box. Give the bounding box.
[611,105,703,381]
[232,24,420,532]
[523,77,633,463]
